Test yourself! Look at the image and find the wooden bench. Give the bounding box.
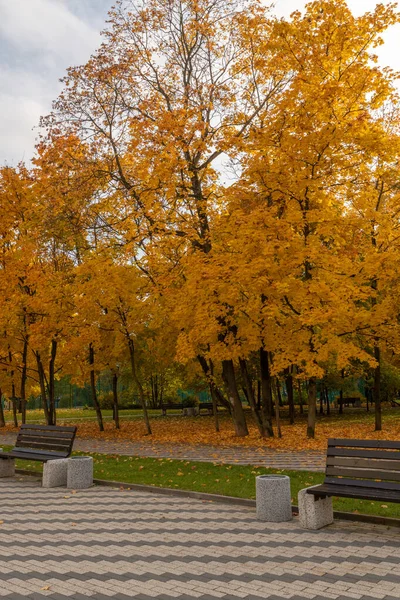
[161,403,183,416]
[198,402,214,415]
[0,424,77,465]
[299,438,400,529]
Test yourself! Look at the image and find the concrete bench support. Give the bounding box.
[0,451,15,478]
[42,459,69,488]
[256,475,292,522]
[298,487,333,530]
[67,456,93,489]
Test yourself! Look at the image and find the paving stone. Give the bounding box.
[0,476,400,599]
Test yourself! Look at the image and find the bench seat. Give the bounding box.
[0,450,70,462]
[307,483,400,503]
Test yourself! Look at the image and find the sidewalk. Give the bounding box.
[0,475,399,599]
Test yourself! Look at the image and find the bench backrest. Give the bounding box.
[325,438,400,493]
[15,424,77,457]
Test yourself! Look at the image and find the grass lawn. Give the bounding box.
[3,408,181,423]
[3,445,399,521]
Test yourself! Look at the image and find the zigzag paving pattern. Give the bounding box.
[0,477,399,599]
[0,432,325,471]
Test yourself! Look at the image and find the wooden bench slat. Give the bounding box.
[327,457,400,471]
[324,477,400,491]
[20,424,77,433]
[15,441,72,453]
[8,447,69,457]
[307,484,400,502]
[328,438,400,450]
[326,466,400,481]
[327,448,400,460]
[18,429,76,440]
[16,435,71,447]
[1,450,69,461]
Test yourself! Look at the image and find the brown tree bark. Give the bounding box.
[272,378,282,438]
[20,337,28,425]
[197,354,231,418]
[48,339,57,426]
[35,352,50,425]
[307,377,317,438]
[259,349,274,437]
[112,372,120,430]
[374,346,382,431]
[222,359,248,437]
[9,350,18,428]
[0,388,5,428]
[239,358,266,437]
[285,368,295,424]
[325,386,330,416]
[297,379,304,415]
[127,337,152,435]
[319,389,324,415]
[88,344,104,432]
[208,359,220,433]
[12,383,18,428]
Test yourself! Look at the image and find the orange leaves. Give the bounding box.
[49,412,400,453]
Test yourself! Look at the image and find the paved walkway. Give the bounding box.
[0,432,325,471]
[0,476,399,599]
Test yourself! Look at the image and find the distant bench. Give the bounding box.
[334,397,362,408]
[161,402,215,416]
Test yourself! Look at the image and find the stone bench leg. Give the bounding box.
[298,487,333,530]
[43,459,69,488]
[67,457,93,489]
[0,458,15,478]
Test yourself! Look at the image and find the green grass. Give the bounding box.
[3,408,183,423]
[3,445,399,521]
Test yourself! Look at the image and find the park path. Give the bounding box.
[0,431,325,471]
[0,475,400,599]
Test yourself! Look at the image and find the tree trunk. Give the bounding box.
[9,350,18,428]
[20,337,28,425]
[307,377,317,438]
[221,359,248,437]
[48,340,57,426]
[374,345,382,431]
[325,386,330,416]
[239,358,266,437]
[0,389,5,428]
[36,352,50,425]
[276,379,283,407]
[12,383,18,428]
[319,389,324,415]
[112,372,120,430]
[197,354,231,414]
[259,349,274,437]
[339,368,344,414]
[208,359,220,433]
[127,337,152,435]
[272,378,282,438]
[89,344,104,432]
[297,379,304,414]
[285,369,295,424]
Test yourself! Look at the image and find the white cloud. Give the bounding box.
[0,0,112,165]
[0,0,100,64]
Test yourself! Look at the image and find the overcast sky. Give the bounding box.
[0,0,399,165]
